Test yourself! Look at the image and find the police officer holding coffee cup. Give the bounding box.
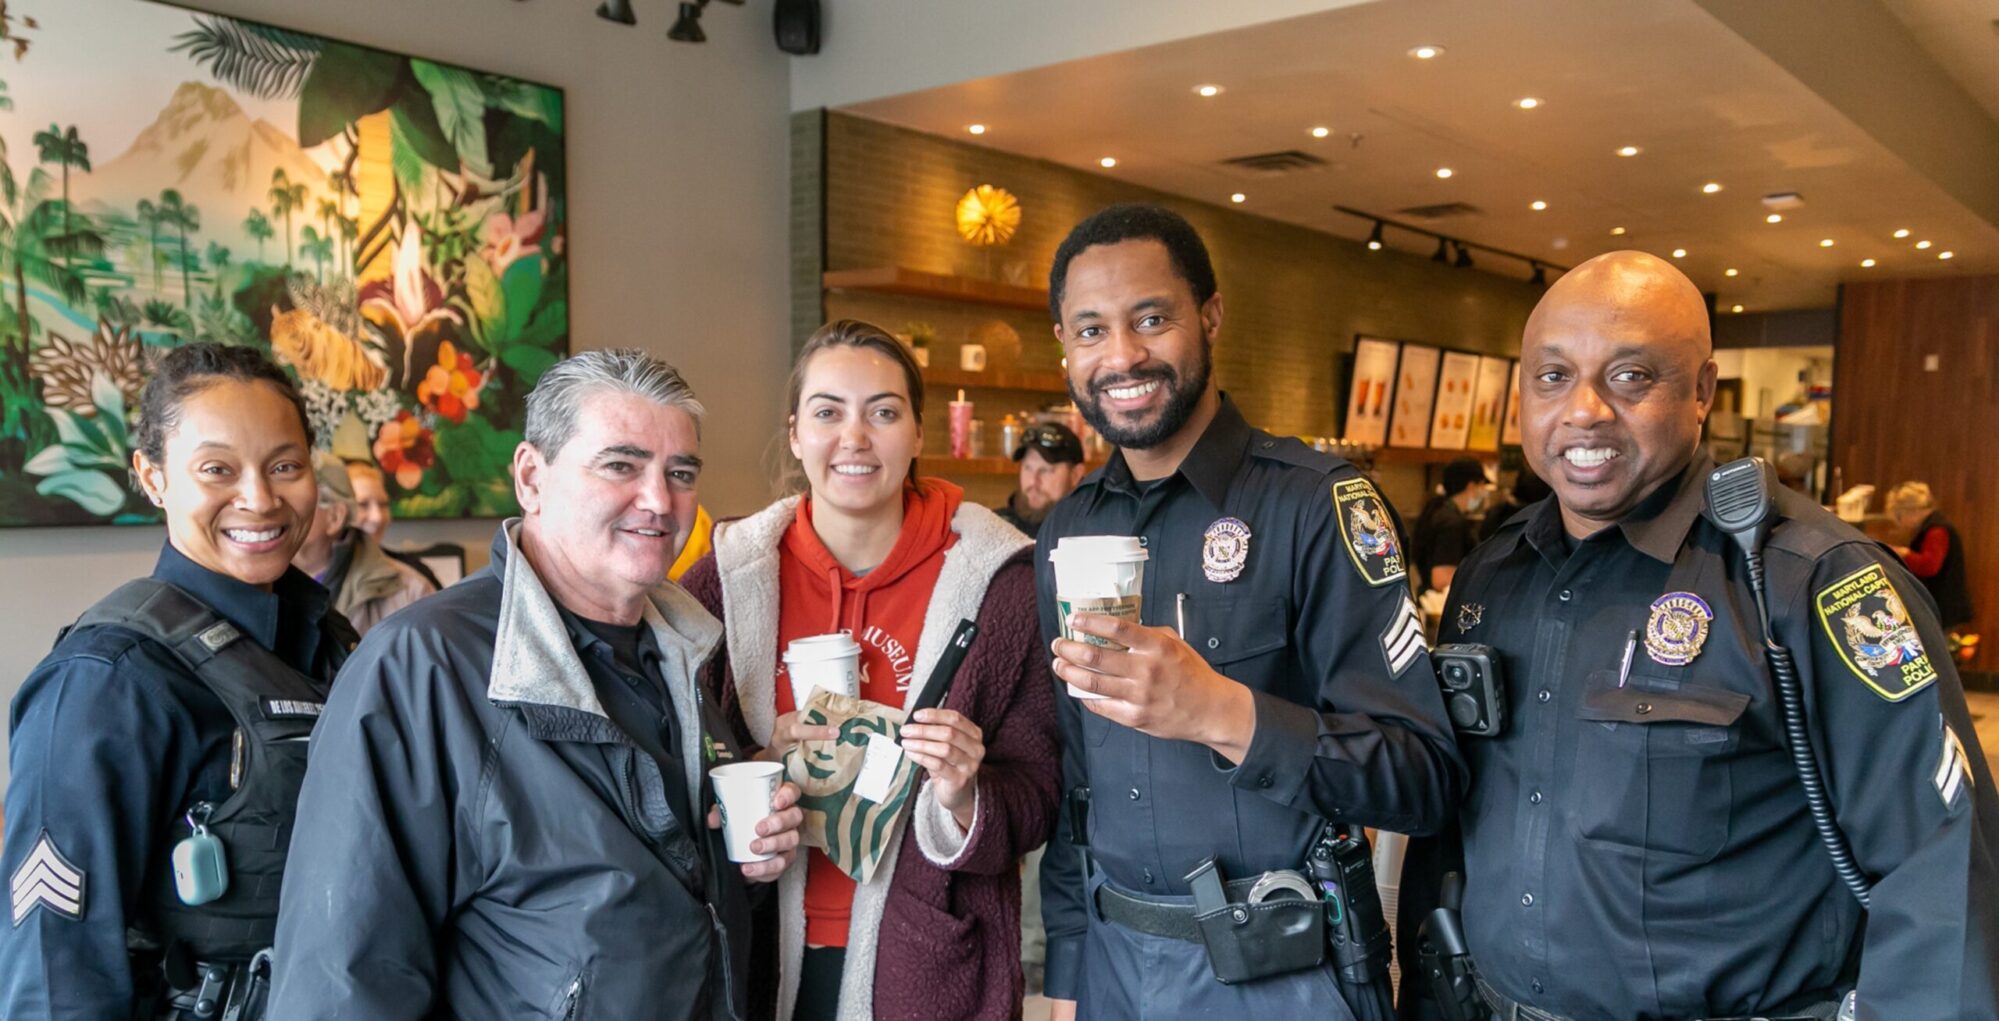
[1037,204,1466,1020]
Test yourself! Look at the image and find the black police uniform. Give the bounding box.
[1038,395,1466,1017]
[1,544,349,1019]
[1430,452,1999,1020]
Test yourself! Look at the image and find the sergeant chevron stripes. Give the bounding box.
[1936,721,1973,808]
[1381,595,1427,676]
[11,831,85,925]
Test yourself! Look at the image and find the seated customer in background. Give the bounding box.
[1411,455,1489,594]
[293,454,436,634]
[1887,481,1975,632]
[344,459,443,587]
[1479,466,1551,542]
[996,421,1088,539]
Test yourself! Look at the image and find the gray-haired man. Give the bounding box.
[270,350,802,1020]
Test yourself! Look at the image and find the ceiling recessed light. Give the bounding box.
[1515,97,1541,110]
[1530,200,1547,211]
[1819,239,1835,248]
[1702,182,1722,194]
[1766,213,1783,224]
[1731,304,1745,313]
[1617,145,1641,157]
[1610,226,1627,236]
[1860,258,1877,267]
[1893,228,1911,239]
[1672,248,1687,258]
[1409,45,1444,59]
[966,124,986,136]
[1436,167,1454,179]
[1099,156,1117,168]
[1916,240,1932,249]
[1230,193,1246,204]
[1194,84,1224,98]
[1939,250,1954,260]
[1725,267,1739,277]
[1310,126,1331,139]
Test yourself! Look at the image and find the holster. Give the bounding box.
[1186,858,1326,985]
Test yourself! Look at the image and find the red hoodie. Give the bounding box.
[776,478,963,947]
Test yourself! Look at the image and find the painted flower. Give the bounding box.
[481,175,549,273]
[372,410,436,489]
[360,228,465,390]
[417,340,485,424]
[30,321,145,418]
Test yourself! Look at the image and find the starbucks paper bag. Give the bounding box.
[780,689,921,883]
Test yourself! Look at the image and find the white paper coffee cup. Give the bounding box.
[784,633,861,709]
[711,760,785,862]
[1050,536,1148,700]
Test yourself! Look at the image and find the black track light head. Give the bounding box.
[1432,237,1450,263]
[1454,242,1474,269]
[1529,262,1548,286]
[595,0,637,25]
[668,0,708,41]
[1366,221,1384,251]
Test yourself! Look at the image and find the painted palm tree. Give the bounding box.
[205,241,230,272]
[315,197,338,271]
[328,167,354,218]
[298,225,331,282]
[268,168,305,269]
[30,124,88,270]
[243,208,273,264]
[338,215,358,276]
[0,162,105,436]
[157,189,199,309]
[134,198,163,289]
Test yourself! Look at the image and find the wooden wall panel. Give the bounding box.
[1834,276,1999,671]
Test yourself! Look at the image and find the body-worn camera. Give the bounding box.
[1433,643,1504,737]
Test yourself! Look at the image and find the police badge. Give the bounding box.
[1203,517,1251,583]
[1644,592,1712,666]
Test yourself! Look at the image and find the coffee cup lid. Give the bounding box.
[784,633,859,661]
[1051,535,1148,562]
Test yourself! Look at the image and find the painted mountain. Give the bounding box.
[0,0,568,527]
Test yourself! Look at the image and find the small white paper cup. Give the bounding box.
[784,633,861,708]
[711,760,785,862]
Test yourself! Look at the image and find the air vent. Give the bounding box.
[1217,150,1327,174]
[1396,202,1484,220]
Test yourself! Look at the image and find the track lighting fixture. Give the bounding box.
[595,0,637,25]
[1529,263,1547,286]
[668,1,708,42]
[1432,237,1450,263]
[1366,221,1384,251]
[1454,242,1474,269]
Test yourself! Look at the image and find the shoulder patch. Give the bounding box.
[12,831,86,925]
[1815,562,1938,701]
[1332,476,1408,586]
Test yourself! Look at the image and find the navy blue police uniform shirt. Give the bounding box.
[1,543,341,1020]
[1437,453,1999,1020]
[1035,394,1467,1000]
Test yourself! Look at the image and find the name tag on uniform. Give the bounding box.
[261,699,324,720]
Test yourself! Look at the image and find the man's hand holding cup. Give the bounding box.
[1051,611,1255,763]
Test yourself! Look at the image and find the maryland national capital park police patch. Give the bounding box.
[1816,563,1938,702]
[1332,477,1407,587]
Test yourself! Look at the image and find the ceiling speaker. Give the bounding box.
[774,0,820,55]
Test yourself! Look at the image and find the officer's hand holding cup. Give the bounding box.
[1052,610,1257,762]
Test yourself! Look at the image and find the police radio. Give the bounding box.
[1432,644,1505,737]
[1705,456,1873,907]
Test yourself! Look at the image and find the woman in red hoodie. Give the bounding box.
[681,319,1061,1021]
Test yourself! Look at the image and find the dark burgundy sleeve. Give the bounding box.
[1901,526,1949,578]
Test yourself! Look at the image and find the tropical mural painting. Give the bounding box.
[0,0,567,526]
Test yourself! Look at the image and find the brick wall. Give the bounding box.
[797,110,1548,514]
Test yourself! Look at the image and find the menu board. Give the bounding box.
[1343,337,1400,445]
[1389,344,1441,448]
[1431,352,1480,450]
[1501,361,1524,446]
[1467,355,1512,451]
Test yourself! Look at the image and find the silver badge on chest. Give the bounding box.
[1203,517,1252,583]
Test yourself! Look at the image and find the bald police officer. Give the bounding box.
[1417,252,1998,1020]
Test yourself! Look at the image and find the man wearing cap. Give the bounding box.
[1411,456,1490,595]
[292,454,436,634]
[998,421,1089,540]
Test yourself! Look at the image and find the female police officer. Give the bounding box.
[1,343,353,1019]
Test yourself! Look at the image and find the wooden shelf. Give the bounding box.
[919,456,1108,477]
[824,266,1051,313]
[921,366,1069,395]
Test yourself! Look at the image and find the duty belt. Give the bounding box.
[1094,877,1269,942]
[1475,975,1842,1021]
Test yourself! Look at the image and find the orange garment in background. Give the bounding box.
[774,479,962,947]
[668,504,715,583]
